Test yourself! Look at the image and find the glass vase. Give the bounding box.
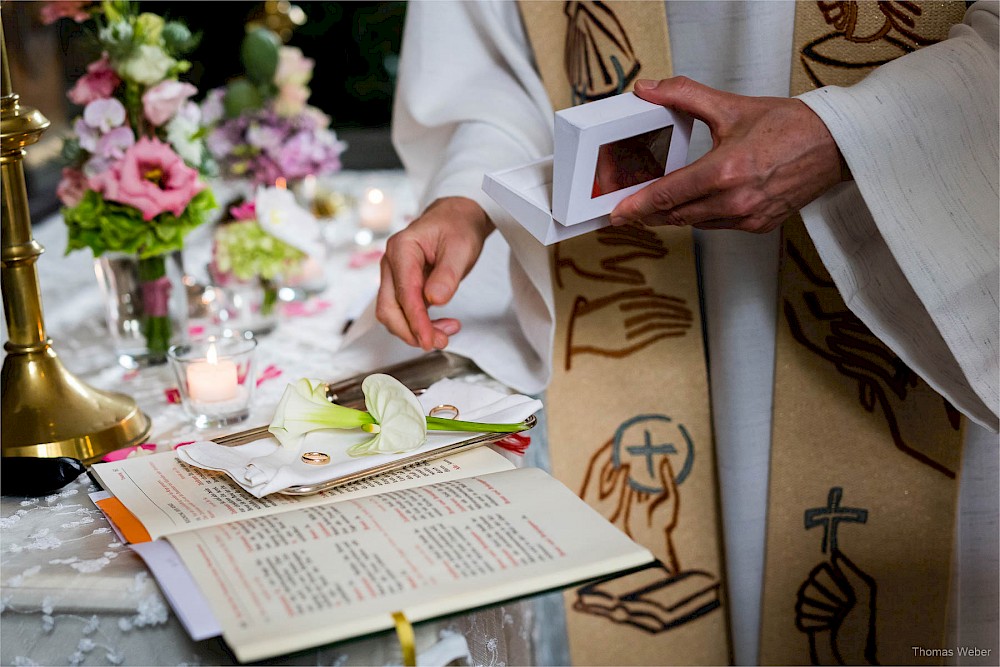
[94,251,189,369]
[214,278,280,338]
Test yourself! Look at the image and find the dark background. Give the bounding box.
[4,1,407,220]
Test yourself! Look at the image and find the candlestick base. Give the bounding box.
[1,343,152,464]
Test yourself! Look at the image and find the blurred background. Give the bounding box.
[3,0,406,222]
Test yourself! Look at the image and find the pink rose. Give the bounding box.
[142,80,198,127]
[39,1,94,25]
[67,54,120,106]
[56,167,88,207]
[90,137,203,221]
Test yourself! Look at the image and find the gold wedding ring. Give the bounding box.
[301,451,331,465]
[429,404,459,419]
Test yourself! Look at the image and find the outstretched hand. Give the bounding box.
[610,77,850,233]
[375,197,494,351]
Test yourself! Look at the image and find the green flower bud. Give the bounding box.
[162,22,198,53]
[135,13,165,45]
[223,78,264,117]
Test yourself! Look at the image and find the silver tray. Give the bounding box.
[208,351,535,496]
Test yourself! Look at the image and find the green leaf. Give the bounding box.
[241,27,280,86]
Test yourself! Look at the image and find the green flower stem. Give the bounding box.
[137,253,171,356]
[424,416,530,433]
[260,279,278,316]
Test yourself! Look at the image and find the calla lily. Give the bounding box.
[347,374,428,456]
[267,374,533,457]
[268,378,374,448]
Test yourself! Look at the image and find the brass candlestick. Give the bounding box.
[1,15,150,464]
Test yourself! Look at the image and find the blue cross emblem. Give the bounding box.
[612,414,694,493]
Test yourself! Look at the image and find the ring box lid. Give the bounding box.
[482,93,692,246]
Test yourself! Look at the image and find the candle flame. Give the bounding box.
[367,188,384,205]
[206,342,218,365]
[275,177,287,190]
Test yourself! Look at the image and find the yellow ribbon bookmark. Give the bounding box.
[392,610,416,667]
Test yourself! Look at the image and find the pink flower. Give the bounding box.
[90,137,204,221]
[67,54,120,106]
[274,83,310,117]
[56,167,88,207]
[39,1,94,25]
[275,47,314,87]
[142,80,198,127]
[229,200,256,221]
[95,126,136,160]
[83,97,126,133]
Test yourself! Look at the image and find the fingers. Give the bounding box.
[633,76,735,130]
[609,162,713,227]
[375,197,492,351]
[375,254,427,349]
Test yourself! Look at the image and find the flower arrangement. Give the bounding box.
[268,375,533,457]
[201,27,346,188]
[47,0,218,358]
[209,186,322,319]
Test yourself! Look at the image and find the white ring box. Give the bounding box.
[483,92,692,245]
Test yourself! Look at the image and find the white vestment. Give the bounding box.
[337,1,999,663]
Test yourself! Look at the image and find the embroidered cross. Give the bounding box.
[625,431,677,478]
[804,487,868,554]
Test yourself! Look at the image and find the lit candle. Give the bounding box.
[300,174,317,203]
[186,343,239,403]
[358,187,394,234]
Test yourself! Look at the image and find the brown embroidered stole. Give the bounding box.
[518,2,729,665]
[759,2,969,665]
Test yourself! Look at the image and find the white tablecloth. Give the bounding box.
[0,170,560,666]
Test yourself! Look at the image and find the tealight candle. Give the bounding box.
[168,335,258,429]
[358,187,394,234]
[186,343,239,403]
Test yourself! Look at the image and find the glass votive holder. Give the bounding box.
[167,334,258,428]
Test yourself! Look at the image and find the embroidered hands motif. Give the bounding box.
[564,288,692,370]
[555,224,668,288]
[782,239,961,477]
[796,549,878,666]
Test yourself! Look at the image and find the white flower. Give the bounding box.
[268,378,373,449]
[347,374,428,456]
[165,103,203,166]
[254,186,325,260]
[119,44,174,86]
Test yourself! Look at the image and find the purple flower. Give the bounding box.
[95,126,136,160]
[83,97,126,133]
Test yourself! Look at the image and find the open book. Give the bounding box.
[90,446,655,663]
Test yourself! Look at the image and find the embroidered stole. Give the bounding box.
[759,3,969,666]
[518,2,729,665]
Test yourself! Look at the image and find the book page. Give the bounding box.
[90,447,515,541]
[167,467,654,663]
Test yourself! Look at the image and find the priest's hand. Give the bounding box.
[376,197,494,351]
[609,77,850,233]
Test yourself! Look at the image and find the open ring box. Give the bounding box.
[482,92,692,245]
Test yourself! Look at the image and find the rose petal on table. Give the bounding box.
[494,433,531,456]
[282,299,332,317]
[101,443,157,462]
[256,364,283,387]
[164,387,182,404]
[348,248,384,268]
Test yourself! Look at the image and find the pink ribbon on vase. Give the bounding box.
[141,276,172,317]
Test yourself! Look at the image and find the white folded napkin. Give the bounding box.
[176,378,542,498]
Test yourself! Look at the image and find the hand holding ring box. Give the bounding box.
[483,92,692,245]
